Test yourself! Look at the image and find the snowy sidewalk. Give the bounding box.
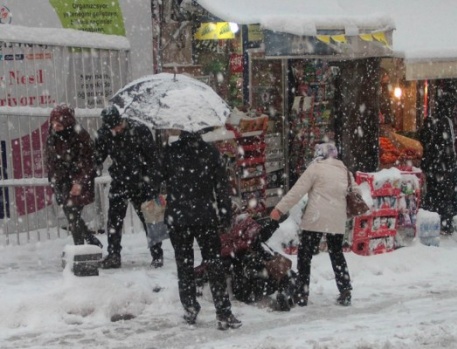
[1,229,457,349]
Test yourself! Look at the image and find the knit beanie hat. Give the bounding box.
[101,105,122,128]
[49,104,76,129]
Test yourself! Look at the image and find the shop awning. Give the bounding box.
[405,60,457,81]
[195,0,395,59]
[262,28,393,60]
[195,0,457,79]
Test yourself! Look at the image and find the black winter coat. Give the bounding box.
[418,115,456,176]
[161,132,232,228]
[95,119,161,199]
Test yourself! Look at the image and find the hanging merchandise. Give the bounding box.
[288,60,337,182]
[220,110,270,218]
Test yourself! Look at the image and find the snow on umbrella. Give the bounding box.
[110,73,231,132]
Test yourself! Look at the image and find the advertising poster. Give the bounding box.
[0,0,152,79]
[10,122,52,216]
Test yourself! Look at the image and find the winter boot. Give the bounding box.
[276,292,291,311]
[151,258,164,268]
[336,289,352,306]
[85,233,103,249]
[183,304,201,325]
[294,293,308,307]
[150,244,164,268]
[100,253,121,269]
[216,313,242,330]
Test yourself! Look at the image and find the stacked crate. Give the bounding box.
[396,166,423,238]
[351,172,401,256]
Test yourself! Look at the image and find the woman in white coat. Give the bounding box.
[270,143,361,307]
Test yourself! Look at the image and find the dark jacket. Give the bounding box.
[46,121,96,207]
[161,132,232,228]
[418,114,456,176]
[95,119,161,199]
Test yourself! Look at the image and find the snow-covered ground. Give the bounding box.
[1,216,457,349]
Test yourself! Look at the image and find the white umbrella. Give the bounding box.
[110,73,230,132]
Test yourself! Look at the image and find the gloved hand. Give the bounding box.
[270,208,283,221]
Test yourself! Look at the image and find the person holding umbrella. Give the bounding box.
[160,130,242,330]
[45,104,102,248]
[95,105,163,269]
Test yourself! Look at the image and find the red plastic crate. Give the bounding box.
[397,165,425,188]
[352,236,395,256]
[353,214,397,240]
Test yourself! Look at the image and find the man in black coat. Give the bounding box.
[418,100,457,235]
[95,106,163,268]
[161,131,241,330]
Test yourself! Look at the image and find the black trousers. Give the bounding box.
[169,225,231,317]
[296,231,352,297]
[107,187,162,258]
[62,205,89,245]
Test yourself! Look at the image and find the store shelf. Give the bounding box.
[240,143,266,152]
[237,157,266,167]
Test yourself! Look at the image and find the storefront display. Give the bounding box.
[351,167,423,255]
[249,57,283,116]
[288,60,336,182]
[352,170,401,256]
[379,126,423,168]
[211,115,269,218]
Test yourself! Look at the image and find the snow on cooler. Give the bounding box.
[62,244,103,277]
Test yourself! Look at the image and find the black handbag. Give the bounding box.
[346,171,369,219]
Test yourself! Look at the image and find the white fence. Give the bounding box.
[0,26,132,246]
[0,113,106,246]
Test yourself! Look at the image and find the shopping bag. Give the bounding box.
[264,252,292,282]
[346,171,369,219]
[146,221,169,246]
[141,195,169,246]
[346,191,370,219]
[141,195,166,223]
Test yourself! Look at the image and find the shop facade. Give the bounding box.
[154,0,394,186]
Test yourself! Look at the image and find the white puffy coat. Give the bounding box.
[275,158,361,235]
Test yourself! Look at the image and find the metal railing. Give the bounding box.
[0,113,142,246]
[0,29,132,246]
